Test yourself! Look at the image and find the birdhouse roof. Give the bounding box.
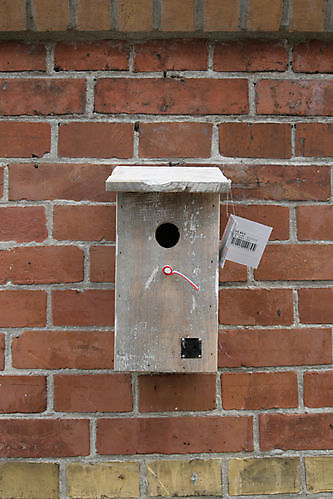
[106,166,231,193]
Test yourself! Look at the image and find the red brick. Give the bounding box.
[9,163,115,202]
[0,419,89,457]
[95,78,249,115]
[90,245,115,282]
[256,79,333,116]
[203,0,240,31]
[0,376,46,413]
[0,0,26,30]
[54,374,132,412]
[139,374,216,412]
[97,416,253,454]
[219,260,248,283]
[299,288,333,324]
[0,206,47,242]
[214,40,288,71]
[76,0,111,31]
[293,41,333,73]
[260,413,333,451]
[297,205,333,240]
[219,288,293,326]
[32,0,70,31]
[222,164,330,201]
[117,0,153,31]
[55,41,129,70]
[222,372,298,410]
[53,290,114,327]
[0,79,85,115]
[290,0,326,32]
[0,335,4,370]
[219,328,332,368]
[255,244,333,281]
[139,123,212,158]
[296,124,333,157]
[134,40,208,72]
[247,0,283,31]
[0,290,46,327]
[0,122,50,157]
[219,123,291,158]
[0,246,83,284]
[53,205,115,241]
[0,42,45,70]
[304,371,333,407]
[58,123,133,158]
[161,0,195,31]
[12,330,114,369]
[220,204,289,240]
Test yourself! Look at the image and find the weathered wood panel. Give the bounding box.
[106,166,230,193]
[115,192,219,372]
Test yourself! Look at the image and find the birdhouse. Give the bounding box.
[106,166,231,373]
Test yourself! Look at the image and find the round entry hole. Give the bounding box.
[155,223,180,248]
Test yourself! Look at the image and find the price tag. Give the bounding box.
[219,215,272,269]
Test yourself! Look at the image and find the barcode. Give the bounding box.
[231,237,257,252]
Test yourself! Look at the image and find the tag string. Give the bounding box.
[221,186,236,268]
[226,187,236,217]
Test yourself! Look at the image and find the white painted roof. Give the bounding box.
[106,166,231,193]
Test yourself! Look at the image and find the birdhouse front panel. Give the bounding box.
[115,191,219,372]
[106,166,231,373]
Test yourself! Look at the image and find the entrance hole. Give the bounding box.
[155,223,180,248]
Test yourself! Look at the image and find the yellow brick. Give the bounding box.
[204,0,240,31]
[228,458,300,496]
[117,0,153,31]
[161,0,196,31]
[290,0,326,32]
[76,0,111,30]
[247,0,283,31]
[0,0,26,30]
[305,457,333,493]
[146,459,222,497]
[67,462,140,499]
[33,0,70,31]
[0,462,58,499]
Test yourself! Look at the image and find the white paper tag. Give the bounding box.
[219,215,272,269]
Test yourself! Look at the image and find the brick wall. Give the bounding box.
[0,36,333,498]
[0,0,332,35]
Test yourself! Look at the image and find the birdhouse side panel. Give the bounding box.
[115,192,219,372]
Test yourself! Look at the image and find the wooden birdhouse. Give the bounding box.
[106,166,231,372]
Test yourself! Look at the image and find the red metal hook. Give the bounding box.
[162,265,199,292]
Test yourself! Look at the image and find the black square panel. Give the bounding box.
[181,337,202,359]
